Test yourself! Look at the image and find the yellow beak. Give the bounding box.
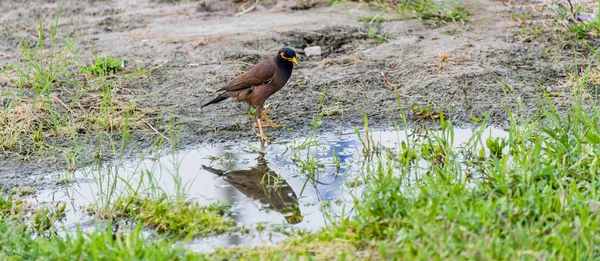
[290,57,298,65]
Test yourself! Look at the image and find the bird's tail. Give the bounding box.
[201,93,229,108]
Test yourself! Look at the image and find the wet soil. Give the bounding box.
[0,0,585,189]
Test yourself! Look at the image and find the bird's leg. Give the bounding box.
[261,111,273,124]
[255,116,274,145]
[261,111,286,128]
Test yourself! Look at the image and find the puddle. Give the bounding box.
[32,127,509,251]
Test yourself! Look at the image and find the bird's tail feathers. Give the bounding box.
[201,93,229,108]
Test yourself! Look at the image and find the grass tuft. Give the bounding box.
[80,56,126,76]
[110,195,240,238]
[362,0,470,27]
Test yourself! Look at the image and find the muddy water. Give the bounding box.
[32,127,508,251]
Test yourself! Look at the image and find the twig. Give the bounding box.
[142,119,172,144]
[235,0,260,17]
[565,0,576,22]
[381,72,401,90]
[462,73,471,111]
[52,96,74,114]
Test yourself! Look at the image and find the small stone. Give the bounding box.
[304,46,322,57]
[255,4,267,11]
[194,40,206,46]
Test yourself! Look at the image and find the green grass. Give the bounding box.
[0,220,200,261]
[80,56,126,76]
[200,109,600,260]
[362,0,470,27]
[0,1,153,166]
[0,193,66,236]
[567,18,600,39]
[546,0,600,39]
[112,195,240,238]
[198,58,600,259]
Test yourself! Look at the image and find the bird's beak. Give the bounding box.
[290,57,298,65]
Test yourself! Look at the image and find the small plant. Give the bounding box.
[359,16,387,23]
[364,16,391,43]
[485,136,507,159]
[10,187,37,196]
[397,141,418,167]
[0,194,26,219]
[80,56,125,76]
[517,26,543,42]
[416,3,470,27]
[32,202,66,236]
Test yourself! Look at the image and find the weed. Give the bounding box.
[362,14,392,43]
[548,0,600,38]
[112,195,239,237]
[416,1,470,26]
[32,202,66,236]
[10,187,37,196]
[358,16,387,24]
[80,56,125,76]
[485,136,507,158]
[364,0,470,27]
[517,26,543,42]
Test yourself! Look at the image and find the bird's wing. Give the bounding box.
[217,59,276,92]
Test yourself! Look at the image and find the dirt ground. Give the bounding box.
[0,0,587,189]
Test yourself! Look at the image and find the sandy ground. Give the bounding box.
[0,0,583,189]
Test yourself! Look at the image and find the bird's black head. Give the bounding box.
[277,47,298,65]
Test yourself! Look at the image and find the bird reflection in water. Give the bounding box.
[202,153,303,224]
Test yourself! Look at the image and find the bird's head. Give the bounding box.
[278,47,298,65]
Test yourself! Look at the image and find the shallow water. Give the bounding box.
[32,127,509,251]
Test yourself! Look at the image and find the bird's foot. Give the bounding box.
[262,122,287,128]
[256,133,275,143]
[253,122,286,129]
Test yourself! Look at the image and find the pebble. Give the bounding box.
[304,46,322,57]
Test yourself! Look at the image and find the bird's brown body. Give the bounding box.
[202,48,297,145]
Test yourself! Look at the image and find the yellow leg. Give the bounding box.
[261,111,273,125]
[255,117,273,146]
[261,111,286,128]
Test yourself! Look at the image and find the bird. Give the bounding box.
[201,47,298,144]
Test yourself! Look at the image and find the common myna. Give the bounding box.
[201,47,298,143]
